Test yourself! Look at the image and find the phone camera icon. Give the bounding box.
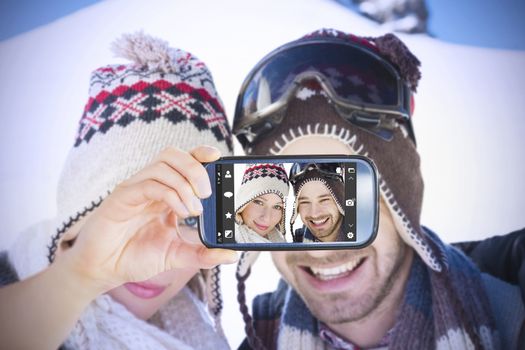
[345,199,355,207]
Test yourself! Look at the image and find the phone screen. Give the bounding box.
[202,156,377,249]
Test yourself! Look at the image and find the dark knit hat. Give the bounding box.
[236,28,442,272]
[235,29,497,350]
[289,168,344,232]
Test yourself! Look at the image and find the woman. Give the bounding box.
[234,163,289,243]
[0,32,236,349]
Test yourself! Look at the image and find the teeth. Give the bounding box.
[311,218,328,225]
[310,258,363,280]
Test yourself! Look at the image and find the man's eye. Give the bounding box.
[182,216,199,227]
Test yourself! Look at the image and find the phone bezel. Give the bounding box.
[200,154,379,250]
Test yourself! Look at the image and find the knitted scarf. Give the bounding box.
[63,287,229,350]
[275,235,499,349]
[236,224,286,244]
[242,228,500,350]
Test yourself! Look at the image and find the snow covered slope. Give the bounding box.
[0,0,524,347]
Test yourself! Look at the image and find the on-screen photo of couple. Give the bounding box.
[233,162,351,244]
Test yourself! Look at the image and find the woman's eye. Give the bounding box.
[254,199,264,206]
[182,216,199,227]
[273,205,283,210]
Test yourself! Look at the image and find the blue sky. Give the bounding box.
[0,0,100,41]
[0,0,524,50]
[426,0,525,50]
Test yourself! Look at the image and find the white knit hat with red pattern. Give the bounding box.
[42,32,233,342]
[234,163,290,236]
[48,32,233,262]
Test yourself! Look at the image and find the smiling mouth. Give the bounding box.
[254,221,269,231]
[302,257,366,281]
[308,217,329,228]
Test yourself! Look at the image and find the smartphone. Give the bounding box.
[199,155,378,250]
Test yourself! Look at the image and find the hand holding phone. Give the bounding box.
[58,146,237,292]
[199,155,379,250]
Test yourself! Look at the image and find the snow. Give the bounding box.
[355,0,428,33]
[0,0,524,347]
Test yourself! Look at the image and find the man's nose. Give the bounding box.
[310,202,322,217]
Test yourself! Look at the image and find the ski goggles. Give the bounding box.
[233,39,416,148]
[289,162,343,186]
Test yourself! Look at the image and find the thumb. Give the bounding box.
[165,243,238,270]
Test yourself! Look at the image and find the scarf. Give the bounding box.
[235,224,286,244]
[63,288,229,350]
[274,231,499,350]
[8,220,230,350]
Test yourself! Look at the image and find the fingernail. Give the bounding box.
[191,197,203,214]
[201,145,219,153]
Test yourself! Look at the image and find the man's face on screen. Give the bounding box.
[297,180,342,242]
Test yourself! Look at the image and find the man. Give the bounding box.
[289,163,346,243]
[233,29,524,349]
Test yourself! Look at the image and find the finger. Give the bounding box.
[155,147,213,198]
[189,145,221,163]
[176,221,203,245]
[110,180,191,221]
[121,162,203,216]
